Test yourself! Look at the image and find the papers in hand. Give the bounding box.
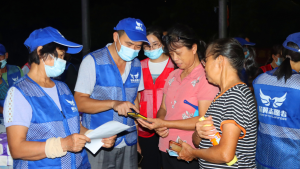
[85,121,135,154]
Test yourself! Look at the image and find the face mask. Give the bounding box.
[0,59,7,69]
[44,54,66,77]
[115,35,140,61]
[245,50,250,58]
[144,47,164,60]
[276,57,283,66]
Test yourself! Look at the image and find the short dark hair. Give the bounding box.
[117,30,125,37]
[163,24,206,62]
[28,42,67,65]
[274,42,300,82]
[207,38,257,79]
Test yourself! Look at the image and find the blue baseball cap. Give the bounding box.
[283,32,300,53]
[114,18,150,44]
[24,27,83,54]
[0,44,6,56]
[234,37,255,46]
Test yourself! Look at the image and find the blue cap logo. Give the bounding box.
[135,21,143,31]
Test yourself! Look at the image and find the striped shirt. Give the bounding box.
[199,83,257,169]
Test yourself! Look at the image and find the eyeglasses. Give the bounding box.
[143,43,162,51]
[162,35,196,42]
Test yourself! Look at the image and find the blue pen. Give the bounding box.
[183,100,199,117]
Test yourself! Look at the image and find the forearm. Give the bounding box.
[192,131,201,148]
[163,116,199,130]
[156,107,167,119]
[191,145,235,163]
[75,92,114,114]
[10,141,46,160]
[0,106,3,114]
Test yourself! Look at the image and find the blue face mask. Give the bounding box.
[144,47,164,60]
[0,59,7,69]
[44,55,66,77]
[115,35,140,62]
[276,57,283,66]
[245,50,250,58]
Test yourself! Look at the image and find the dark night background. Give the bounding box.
[0,0,300,68]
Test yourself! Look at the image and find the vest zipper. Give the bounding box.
[61,111,66,118]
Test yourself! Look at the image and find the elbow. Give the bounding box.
[10,148,22,159]
[220,151,235,163]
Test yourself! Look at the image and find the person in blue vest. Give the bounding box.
[74,18,148,169]
[3,27,116,169]
[0,44,24,113]
[253,32,300,169]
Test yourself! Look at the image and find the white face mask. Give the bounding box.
[115,35,140,61]
[43,54,66,77]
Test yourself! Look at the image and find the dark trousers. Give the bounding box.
[161,151,199,169]
[139,134,161,169]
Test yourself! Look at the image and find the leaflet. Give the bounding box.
[85,121,135,154]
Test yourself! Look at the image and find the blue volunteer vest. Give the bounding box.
[82,47,141,147]
[12,75,90,169]
[253,69,300,169]
[0,64,22,107]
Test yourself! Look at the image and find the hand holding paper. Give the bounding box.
[85,121,135,154]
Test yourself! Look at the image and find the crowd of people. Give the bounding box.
[0,17,299,169]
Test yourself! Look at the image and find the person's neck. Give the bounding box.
[270,60,278,68]
[0,66,7,73]
[290,60,300,73]
[108,43,126,66]
[219,68,242,93]
[149,53,169,63]
[27,63,54,88]
[182,58,200,75]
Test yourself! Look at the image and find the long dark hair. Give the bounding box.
[273,42,300,82]
[207,38,257,79]
[244,46,258,78]
[163,24,206,62]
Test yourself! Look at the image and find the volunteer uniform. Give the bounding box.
[253,69,300,168]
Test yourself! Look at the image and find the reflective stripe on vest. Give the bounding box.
[139,58,174,138]
[253,69,300,169]
[260,64,273,73]
[13,75,90,169]
[81,47,141,146]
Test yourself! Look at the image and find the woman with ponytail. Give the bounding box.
[253,32,300,169]
[137,24,219,169]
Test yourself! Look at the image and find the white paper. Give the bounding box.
[85,121,135,154]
